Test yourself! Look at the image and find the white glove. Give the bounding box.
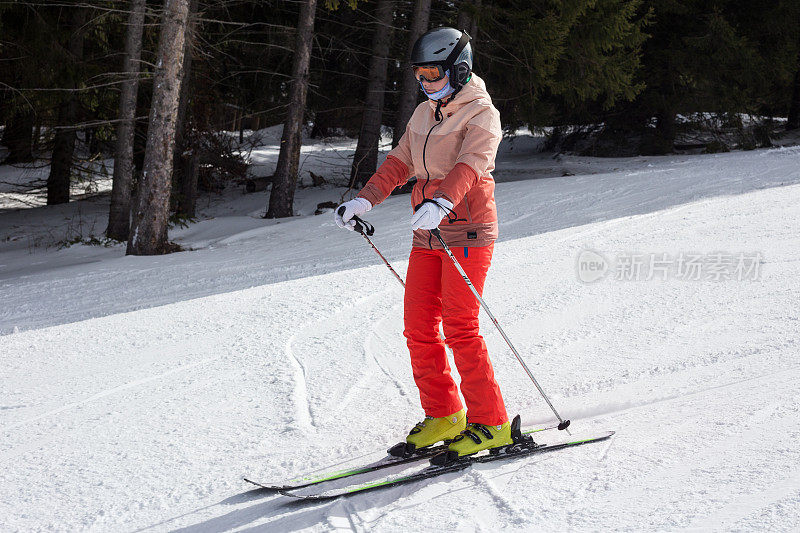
[410,198,454,231]
[334,197,372,230]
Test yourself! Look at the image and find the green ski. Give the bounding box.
[244,425,552,492]
[280,428,614,500]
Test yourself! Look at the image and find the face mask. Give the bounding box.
[419,69,454,101]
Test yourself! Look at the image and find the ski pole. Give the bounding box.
[430,228,571,433]
[338,206,405,288]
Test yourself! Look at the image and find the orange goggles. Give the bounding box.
[413,64,446,83]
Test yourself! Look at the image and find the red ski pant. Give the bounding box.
[403,244,508,426]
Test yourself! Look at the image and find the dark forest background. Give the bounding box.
[1,0,798,254]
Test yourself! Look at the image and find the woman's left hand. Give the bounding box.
[410,198,454,230]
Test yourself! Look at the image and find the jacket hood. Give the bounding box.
[427,74,491,112]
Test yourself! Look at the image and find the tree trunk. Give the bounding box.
[239,107,245,143]
[133,96,149,177]
[456,0,481,43]
[172,0,198,217]
[641,108,676,155]
[265,0,318,218]
[47,100,78,204]
[178,153,199,217]
[2,110,34,164]
[788,52,800,130]
[32,118,41,153]
[392,0,431,148]
[349,0,395,189]
[47,7,87,205]
[127,0,190,255]
[107,0,147,240]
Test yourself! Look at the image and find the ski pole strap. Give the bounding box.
[337,206,374,236]
[414,198,466,224]
[350,214,374,236]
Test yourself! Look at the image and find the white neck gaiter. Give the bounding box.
[419,69,455,101]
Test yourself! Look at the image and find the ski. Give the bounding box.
[279,429,614,500]
[244,425,551,491]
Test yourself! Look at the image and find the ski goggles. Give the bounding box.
[413,64,447,83]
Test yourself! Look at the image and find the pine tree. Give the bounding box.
[392,0,431,148]
[47,6,88,205]
[789,53,800,129]
[265,0,318,218]
[457,0,481,44]
[0,6,36,165]
[349,0,395,188]
[728,1,800,130]
[127,0,191,255]
[478,0,647,129]
[172,0,200,218]
[2,110,34,164]
[619,0,776,154]
[107,0,147,241]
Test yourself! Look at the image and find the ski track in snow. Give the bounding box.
[1,144,800,531]
[362,300,414,409]
[3,354,216,433]
[284,331,315,434]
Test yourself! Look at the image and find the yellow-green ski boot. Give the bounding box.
[388,409,466,457]
[430,418,514,465]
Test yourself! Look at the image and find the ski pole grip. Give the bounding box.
[337,206,374,236]
[338,205,364,234]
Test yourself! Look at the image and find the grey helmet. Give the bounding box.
[411,27,473,90]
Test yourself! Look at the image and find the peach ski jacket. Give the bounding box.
[357,74,502,249]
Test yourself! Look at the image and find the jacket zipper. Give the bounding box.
[421,100,444,250]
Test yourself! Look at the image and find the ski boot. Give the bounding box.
[388,409,466,458]
[430,415,520,466]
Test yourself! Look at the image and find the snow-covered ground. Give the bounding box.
[1,133,800,531]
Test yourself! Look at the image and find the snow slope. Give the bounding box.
[1,142,800,531]
[2,144,799,334]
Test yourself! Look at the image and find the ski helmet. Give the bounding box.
[410,27,473,90]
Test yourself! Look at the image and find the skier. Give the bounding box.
[335,27,509,458]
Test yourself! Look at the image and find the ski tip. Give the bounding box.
[579,430,615,442]
[279,489,335,502]
[243,478,285,492]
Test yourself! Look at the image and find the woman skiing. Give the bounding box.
[335,27,509,458]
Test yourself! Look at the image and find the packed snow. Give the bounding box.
[1,131,800,531]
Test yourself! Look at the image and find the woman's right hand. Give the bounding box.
[334,198,372,230]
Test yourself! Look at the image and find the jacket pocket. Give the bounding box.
[444,200,470,225]
[462,193,473,223]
